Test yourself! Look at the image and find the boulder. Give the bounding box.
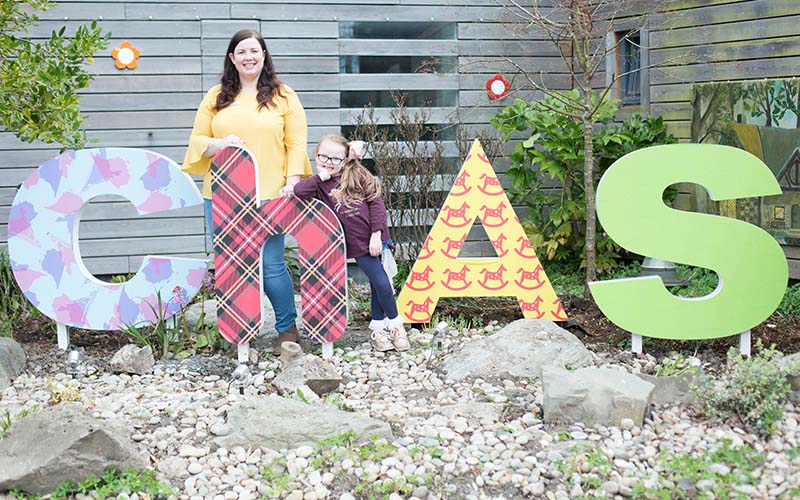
[441,319,593,381]
[0,403,147,494]
[215,394,392,450]
[637,370,700,406]
[0,337,26,390]
[183,298,217,332]
[109,344,154,375]
[543,365,654,427]
[273,354,342,396]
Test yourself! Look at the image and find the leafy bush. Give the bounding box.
[492,92,677,271]
[0,246,28,335]
[777,282,800,318]
[692,343,797,435]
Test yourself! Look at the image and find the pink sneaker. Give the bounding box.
[391,327,410,351]
[370,329,393,352]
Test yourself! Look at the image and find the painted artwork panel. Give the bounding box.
[692,79,800,245]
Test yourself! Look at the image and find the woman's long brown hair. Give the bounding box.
[215,29,283,112]
[317,134,382,208]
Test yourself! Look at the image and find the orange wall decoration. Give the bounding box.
[397,139,567,323]
[112,41,140,69]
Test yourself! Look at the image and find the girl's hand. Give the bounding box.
[369,231,382,257]
[280,184,295,198]
[318,168,332,181]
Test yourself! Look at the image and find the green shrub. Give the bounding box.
[692,343,796,435]
[777,283,800,318]
[0,247,28,334]
[491,92,677,271]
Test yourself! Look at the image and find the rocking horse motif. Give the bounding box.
[514,265,545,290]
[441,265,472,291]
[478,265,508,290]
[478,173,504,196]
[441,202,472,228]
[479,202,508,227]
[405,265,435,291]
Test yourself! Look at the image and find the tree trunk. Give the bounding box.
[583,107,597,295]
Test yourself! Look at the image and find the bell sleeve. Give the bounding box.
[182,88,217,176]
[282,87,312,178]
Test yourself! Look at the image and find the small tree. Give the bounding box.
[352,97,449,266]
[495,0,665,290]
[1,0,109,149]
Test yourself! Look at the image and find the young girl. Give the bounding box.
[282,134,409,352]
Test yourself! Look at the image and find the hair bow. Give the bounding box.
[348,141,366,161]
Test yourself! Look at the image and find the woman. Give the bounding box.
[183,29,311,355]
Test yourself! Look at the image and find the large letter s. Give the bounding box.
[589,144,787,340]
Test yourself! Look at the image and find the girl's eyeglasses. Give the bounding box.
[317,154,345,166]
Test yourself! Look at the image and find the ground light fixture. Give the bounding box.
[230,364,250,395]
[426,321,450,367]
[66,349,82,379]
[639,257,686,288]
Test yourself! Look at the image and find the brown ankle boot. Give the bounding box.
[272,325,299,355]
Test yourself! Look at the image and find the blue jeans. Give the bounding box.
[355,254,398,321]
[205,199,297,332]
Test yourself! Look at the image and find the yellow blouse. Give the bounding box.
[182,84,312,200]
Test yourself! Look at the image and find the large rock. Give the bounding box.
[0,403,147,494]
[441,319,593,381]
[637,371,700,406]
[543,365,654,427]
[780,352,800,403]
[109,344,154,375]
[272,354,342,396]
[183,298,217,332]
[0,337,26,391]
[216,395,392,450]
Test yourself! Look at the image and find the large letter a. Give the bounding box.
[397,140,566,323]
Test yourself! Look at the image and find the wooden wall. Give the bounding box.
[0,0,567,275]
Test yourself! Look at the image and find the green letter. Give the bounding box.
[589,144,787,339]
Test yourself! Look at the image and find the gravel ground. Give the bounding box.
[1,322,799,499]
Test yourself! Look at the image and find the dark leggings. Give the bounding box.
[355,254,398,321]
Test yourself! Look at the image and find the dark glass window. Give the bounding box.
[341,124,457,141]
[618,32,641,105]
[341,90,458,108]
[339,22,456,40]
[340,55,457,74]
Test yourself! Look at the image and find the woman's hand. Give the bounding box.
[369,231,382,257]
[204,134,245,157]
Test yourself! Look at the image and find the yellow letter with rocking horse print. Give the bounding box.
[397,140,566,323]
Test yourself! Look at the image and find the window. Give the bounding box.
[775,206,786,221]
[341,90,458,109]
[340,55,457,74]
[339,22,456,40]
[616,31,641,105]
[341,124,457,141]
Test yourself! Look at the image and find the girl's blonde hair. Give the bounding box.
[316,134,382,207]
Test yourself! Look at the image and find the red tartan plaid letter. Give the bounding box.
[211,147,348,344]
